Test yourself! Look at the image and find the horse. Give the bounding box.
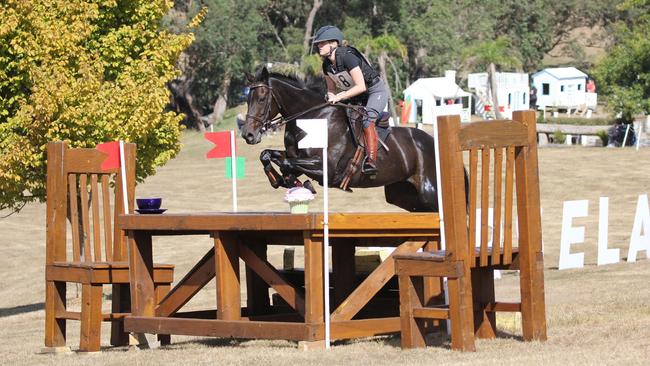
[241,66,439,212]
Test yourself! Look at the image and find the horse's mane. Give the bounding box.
[254,65,326,96]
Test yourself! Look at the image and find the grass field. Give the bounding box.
[1,125,649,365]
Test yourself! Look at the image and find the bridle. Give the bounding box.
[245,83,282,133]
[245,80,376,133]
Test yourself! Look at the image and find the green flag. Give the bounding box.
[225,157,245,179]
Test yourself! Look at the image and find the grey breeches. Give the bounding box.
[363,79,389,128]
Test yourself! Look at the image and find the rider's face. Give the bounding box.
[317,41,336,57]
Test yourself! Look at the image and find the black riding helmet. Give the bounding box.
[312,25,344,45]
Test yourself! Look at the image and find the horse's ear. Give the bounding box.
[261,67,269,82]
[245,72,254,83]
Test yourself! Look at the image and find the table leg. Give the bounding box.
[331,238,356,308]
[303,232,324,342]
[128,231,155,317]
[423,239,443,304]
[214,231,241,320]
[246,242,270,315]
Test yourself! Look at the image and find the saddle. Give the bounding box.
[334,109,392,191]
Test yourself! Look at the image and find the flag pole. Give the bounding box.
[119,140,129,214]
[322,146,330,349]
[230,130,238,212]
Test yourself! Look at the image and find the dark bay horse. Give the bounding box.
[241,67,439,212]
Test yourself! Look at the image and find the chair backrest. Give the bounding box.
[46,141,136,265]
[437,110,543,268]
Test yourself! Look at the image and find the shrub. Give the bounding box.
[553,130,566,144]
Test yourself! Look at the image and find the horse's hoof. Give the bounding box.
[303,180,317,194]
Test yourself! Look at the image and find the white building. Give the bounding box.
[402,70,472,123]
[467,72,529,119]
[531,67,597,110]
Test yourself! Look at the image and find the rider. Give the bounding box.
[312,25,388,176]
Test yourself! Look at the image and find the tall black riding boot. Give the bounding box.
[362,123,378,177]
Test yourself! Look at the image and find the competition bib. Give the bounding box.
[328,71,355,91]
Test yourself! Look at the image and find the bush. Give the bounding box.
[0,1,197,212]
[596,130,609,146]
[553,130,566,144]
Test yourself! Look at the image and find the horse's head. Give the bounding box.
[242,67,280,145]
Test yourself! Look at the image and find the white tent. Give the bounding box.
[403,71,472,123]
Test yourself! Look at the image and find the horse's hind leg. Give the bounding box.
[384,181,438,212]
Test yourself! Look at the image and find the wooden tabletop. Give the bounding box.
[119,212,440,232]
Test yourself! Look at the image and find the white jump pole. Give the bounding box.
[322,147,330,349]
[432,118,449,333]
[230,130,238,212]
[119,141,129,214]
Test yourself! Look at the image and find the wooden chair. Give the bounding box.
[44,141,174,352]
[394,110,547,351]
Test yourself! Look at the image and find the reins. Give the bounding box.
[247,81,375,133]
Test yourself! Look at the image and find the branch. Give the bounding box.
[302,0,322,58]
[265,12,288,59]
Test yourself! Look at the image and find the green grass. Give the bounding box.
[212,104,247,131]
[539,116,613,126]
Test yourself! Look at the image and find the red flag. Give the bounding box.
[96,141,120,171]
[205,131,234,158]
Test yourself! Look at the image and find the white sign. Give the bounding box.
[559,200,587,270]
[628,194,650,262]
[296,119,328,149]
[558,194,650,269]
[597,197,619,265]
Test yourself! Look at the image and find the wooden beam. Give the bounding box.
[331,240,423,322]
[124,317,317,341]
[156,248,216,317]
[239,242,305,317]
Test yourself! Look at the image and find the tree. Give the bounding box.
[357,33,408,120]
[0,0,196,212]
[594,0,650,122]
[462,37,522,119]
[180,0,265,130]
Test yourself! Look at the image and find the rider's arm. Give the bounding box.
[325,76,337,101]
[331,66,366,103]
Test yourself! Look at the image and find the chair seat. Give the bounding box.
[47,261,174,284]
[394,247,520,269]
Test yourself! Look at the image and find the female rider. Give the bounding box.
[312,25,388,176]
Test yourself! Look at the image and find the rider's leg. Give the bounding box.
[362,80,388,176]
[362,122,378,175]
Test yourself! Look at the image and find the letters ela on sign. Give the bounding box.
[558,194,650,270]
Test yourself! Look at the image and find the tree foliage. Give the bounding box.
[594,0,650,121]
[171,0,624,128]
[0,0,195,212]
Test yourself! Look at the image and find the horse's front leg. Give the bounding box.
[279,156,324,185]
[260,149,288,189]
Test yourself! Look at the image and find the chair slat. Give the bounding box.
[101,175,113,262]
[458,120,529,150]
[79,174,92,262]
[492,148,503,265]
[90,174,102,262]
[479,149,490,266]
[503,146,515,264]
[68,174,81,262]
[468,150,478,267]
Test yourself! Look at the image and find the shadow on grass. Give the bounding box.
[0,302,44,318]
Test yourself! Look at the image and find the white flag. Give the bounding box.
[297,119,328,149]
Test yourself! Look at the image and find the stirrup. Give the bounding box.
[362,157,377,177]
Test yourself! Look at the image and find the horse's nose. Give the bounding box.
[244,132,256,144]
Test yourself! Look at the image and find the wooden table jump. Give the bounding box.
[119,212,440,347]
